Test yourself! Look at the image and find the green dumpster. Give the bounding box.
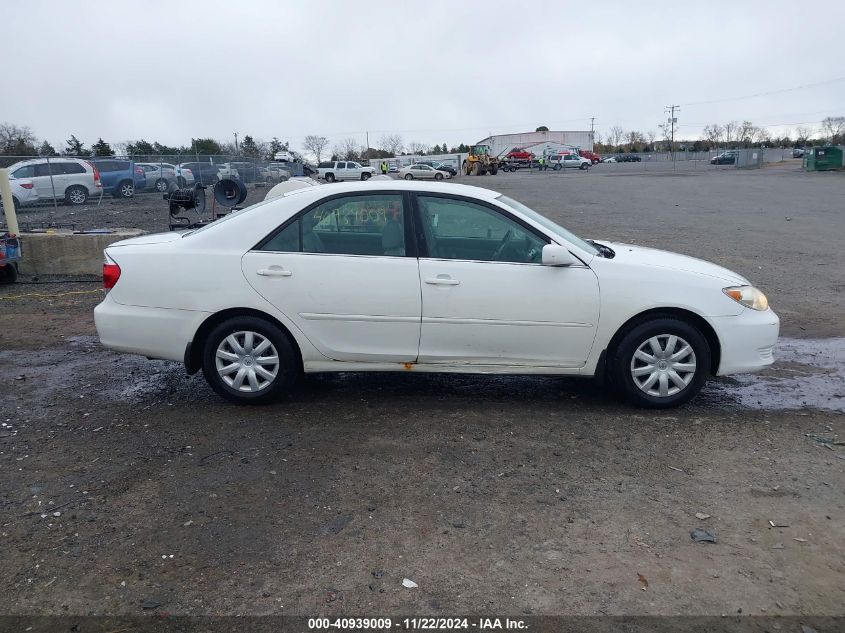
[803,145,844,171]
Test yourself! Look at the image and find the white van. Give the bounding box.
[8,158,102,205]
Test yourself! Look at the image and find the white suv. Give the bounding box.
[8,158,102,205]
[317,161,376,182]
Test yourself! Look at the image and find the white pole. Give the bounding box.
[0,168,20,235]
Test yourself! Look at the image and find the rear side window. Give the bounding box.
[12,164,36,178]
[63,162,86,174]
[318,162,332,168]
[259,194,406,257]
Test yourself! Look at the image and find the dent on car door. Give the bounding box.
[241,192,422,362]
[414,194,600,366]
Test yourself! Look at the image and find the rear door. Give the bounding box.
[242,191,422,362]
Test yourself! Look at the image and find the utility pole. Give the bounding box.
[233,132,239,156]
[365,131,369,161]
[664,105,680,166]
[590,117,596,150]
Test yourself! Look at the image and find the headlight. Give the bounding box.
[723,285,769,311]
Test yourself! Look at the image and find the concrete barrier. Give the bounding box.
[17,229,145,277]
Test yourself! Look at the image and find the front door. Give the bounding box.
[242,192,421,363]
[414,194,600,367]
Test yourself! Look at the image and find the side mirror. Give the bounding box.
[542,244,577,266]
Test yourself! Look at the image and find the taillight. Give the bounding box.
[91,164,101,185]
[20,183,33,189]
[103,262,121,290]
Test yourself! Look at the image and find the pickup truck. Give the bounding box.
[317,161,376,182]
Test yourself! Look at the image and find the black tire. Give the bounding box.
[609,317,710,408]
[471,162,481,176]
[115,180,134,199]
[434,172,443,180]
[65,185,88,206]
[361,172,371,180]
[202,316,299,405]
[0,263,18,284]
[404,173,414,180]
[553,164,562,171]
[462,160,470,175]
[490,165,498,175]
[155,178,169,192]
[579,163,588,170]
[325,173,335,183]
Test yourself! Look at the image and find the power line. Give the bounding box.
[683,75,845,108]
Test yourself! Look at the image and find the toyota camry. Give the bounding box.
[94,181,779,408]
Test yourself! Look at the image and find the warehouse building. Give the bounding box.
[477,130,594,158]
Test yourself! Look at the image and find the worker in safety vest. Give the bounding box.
[538,156,545,171]
[381,161,388,175]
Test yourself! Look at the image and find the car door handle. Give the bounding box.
[256,267,292,277]
[424,276,460,286]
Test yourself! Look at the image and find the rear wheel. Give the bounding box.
[0,263,18,284]
[610,317,710,408]
[471,162,481,176]
[202,316,299,405]
[155,178,169,192]
[325,173,336,183]
[116,180,134,198]
[65,185,88,205]
[490,165,498,175]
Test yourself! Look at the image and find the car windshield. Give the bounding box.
[495,195,598,256]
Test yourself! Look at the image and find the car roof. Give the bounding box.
[283,179,500,200]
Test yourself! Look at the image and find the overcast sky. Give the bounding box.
[4,0,845,155]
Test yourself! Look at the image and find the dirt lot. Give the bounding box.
[1,164,844,618]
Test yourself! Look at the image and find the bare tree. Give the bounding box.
[646,130,656,146]
[735,120,757,146]
[820,116,845,143]
[658,121,671,142]
[607,125,625,148]
[794,126,813,145]
[625,130,645,149]
[723,121,739,144]
[334,137,359,160]
[379,134,404,156]
[303,135,329,163]
[0,122,38,155]
[702,123,724,146]
[407,141,430,155]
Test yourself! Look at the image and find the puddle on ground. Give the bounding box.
[708,337,845,413]
[6,336,845,413]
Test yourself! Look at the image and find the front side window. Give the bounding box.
[259,194,406,257]
[416,196,546,264]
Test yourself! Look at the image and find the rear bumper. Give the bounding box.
[707,308,780,375]
[94,293,209,362]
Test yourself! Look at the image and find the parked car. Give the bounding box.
[710,151,737,165]
[792,148,805,158]
[157,162,194,187]
[601,155,618,163]
[91,159,146,199]
[94,180,778,409]
[265,164,291,181]
[433,162,458,177]
[137,163,180,193]
[7,157,102,205]
[579,150,601,164]
[179,162,222,186]
[230,162,267,184]
[399,164,449,180]
[559,153,591,169]
[274,151,295,162]
[1,177,39,210]
[316,161,376,182]
[618,154,643,163]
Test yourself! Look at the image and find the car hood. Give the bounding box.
[107,232,184,247]
[600,241,749,284]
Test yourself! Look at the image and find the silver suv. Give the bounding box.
[8,158,102,205]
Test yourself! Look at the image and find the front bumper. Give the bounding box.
[707,308,780,375]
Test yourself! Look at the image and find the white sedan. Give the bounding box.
[95,181,778,408]
[399,164,449,180]
[2,177,39,209]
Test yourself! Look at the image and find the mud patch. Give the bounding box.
[710,337,845,412]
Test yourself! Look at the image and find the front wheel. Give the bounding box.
[610,317,710,408]
[404,173,414,180]
[434,172,443,180]
[202,316,299,404]
[361,172,371,180]
[579,163,588,170]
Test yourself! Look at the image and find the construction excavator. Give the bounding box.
[462,144,499,176]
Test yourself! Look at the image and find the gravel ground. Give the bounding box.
[1,162,844,618]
